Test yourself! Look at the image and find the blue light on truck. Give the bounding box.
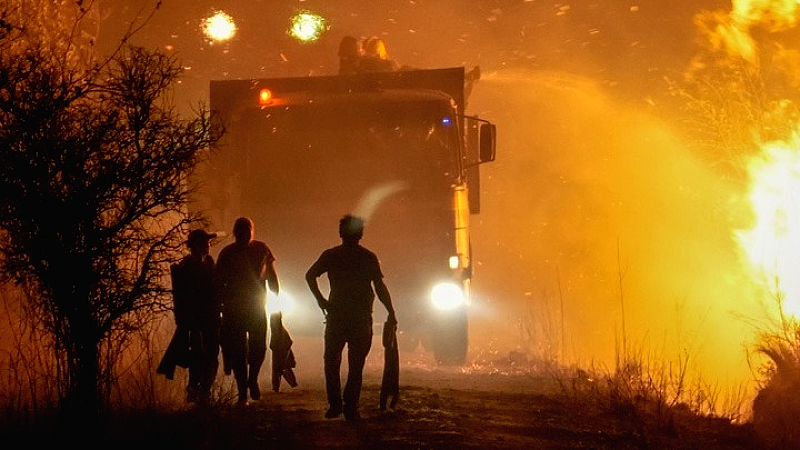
[441,116,452,126]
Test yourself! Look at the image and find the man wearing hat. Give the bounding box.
[158,228,220,403]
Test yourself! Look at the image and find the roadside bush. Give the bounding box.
[751,318,800,449]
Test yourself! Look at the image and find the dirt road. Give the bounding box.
[135,363,755,450]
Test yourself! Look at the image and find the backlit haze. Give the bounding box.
[95,0,800,408]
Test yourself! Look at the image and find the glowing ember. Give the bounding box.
[737,135,800,316]
[202,11,237,43]
[288,11,327,43]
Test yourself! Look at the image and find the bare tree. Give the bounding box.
[0,11,220,424]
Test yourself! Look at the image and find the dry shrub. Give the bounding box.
[0,285,61,432]
[0,282,236,436]
[550,335,746,441]
[751,322,800,449]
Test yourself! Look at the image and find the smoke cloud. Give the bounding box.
[467,70,765,390]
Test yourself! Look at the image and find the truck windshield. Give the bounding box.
[204,95,462,318]
[235,97,461,211]
[251,99,458,185]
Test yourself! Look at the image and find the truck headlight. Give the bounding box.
[266,289,296,316]
[430,282,466,311]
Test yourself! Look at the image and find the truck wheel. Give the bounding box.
[398,332,420,353]
[432,307,468,365]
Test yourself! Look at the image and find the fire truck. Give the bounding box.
[200,67,496,363]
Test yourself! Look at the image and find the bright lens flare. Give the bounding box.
[430,282,466,311]
[737,137,800,316]
[288,11,327,43]
[266,290,296,316]
[202,11,237,43]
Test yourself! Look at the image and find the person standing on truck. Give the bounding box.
[216,217,280,405]
[306,214,397,421]
[157,229,220,404]
[359,37,399,72]
[338,35,362,75]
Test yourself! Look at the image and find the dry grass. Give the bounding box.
[0,284,769,449]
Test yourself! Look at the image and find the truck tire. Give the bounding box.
[432,307,468,365]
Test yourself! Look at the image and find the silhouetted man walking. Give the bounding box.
[158,229,220,403]
[306,214,396,421]
[217,217,279,405]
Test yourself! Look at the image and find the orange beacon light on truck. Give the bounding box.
[258,88,273,106]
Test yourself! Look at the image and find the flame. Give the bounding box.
[736,134,800,316]
[724,1,800,318]
[710,0,800,63]
[732,0,800,30]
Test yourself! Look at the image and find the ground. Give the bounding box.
[9,339,757,449]
[111,343,758,450]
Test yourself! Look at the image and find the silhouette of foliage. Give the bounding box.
[0,11,220,423]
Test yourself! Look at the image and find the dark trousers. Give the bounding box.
[187,319,220,399]
[324,319,372,411]
[223,309,267,398]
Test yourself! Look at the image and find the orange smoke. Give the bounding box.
[467,71,762,392]
[459,1,800,412]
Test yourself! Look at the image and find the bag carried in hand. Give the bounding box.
[380,320,399,410]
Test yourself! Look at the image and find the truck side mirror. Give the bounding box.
[479,123,496,163]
